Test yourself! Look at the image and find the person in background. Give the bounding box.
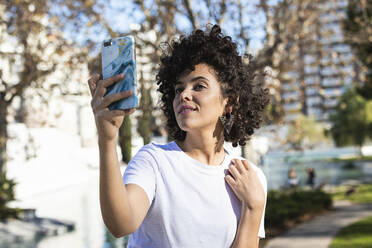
[87,24,269,248]
[288,167,298,188]
[306,167,316,189]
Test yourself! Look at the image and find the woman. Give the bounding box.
[88,25,269,248]
[288,167,299,188]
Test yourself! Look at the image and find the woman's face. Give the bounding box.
[172,63,228,134]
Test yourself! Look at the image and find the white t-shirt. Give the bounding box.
[123,141,267,248]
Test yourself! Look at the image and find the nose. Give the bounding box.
[179,88,192,102]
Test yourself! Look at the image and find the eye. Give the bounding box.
[174,83,206,94]
[194,84,206,90]
[175,87,183,94]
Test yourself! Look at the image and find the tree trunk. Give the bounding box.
[118,115,132,164]
[137,83,152,145]
[137,46,153,146]
[0,94,9,179]
[298,34,307,116]
[241,145,246,158]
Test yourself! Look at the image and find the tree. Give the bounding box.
[257,0,323,123]
[119,116,132,164]
[0,0,107,218]
[137,77,153,145]
[88,0,334,149]
[343,0,372,99]
[286,114,329,150]
[132,26,158,146]
[330,88,372,147]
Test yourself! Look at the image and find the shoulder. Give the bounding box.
[131,141,177,161]
[232,156,264,173]
[137,141,176,154]
[231,155,267,191]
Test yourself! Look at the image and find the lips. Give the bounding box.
[178,105,197,114]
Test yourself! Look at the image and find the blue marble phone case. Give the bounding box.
[102,36,138,110]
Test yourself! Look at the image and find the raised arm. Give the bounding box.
[88,73,150,237]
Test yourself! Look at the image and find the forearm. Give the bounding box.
[99,138,135,237]
[230,204,263,248]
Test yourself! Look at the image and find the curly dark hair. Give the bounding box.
[156,24,269,147]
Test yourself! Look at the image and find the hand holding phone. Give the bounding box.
[88,73,134,141]
[101,36,138,110]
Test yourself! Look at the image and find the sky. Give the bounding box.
[61,0,269,56]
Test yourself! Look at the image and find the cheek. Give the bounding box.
[172,99,177,113]
[172,98,180,117]
[202,95,224,112]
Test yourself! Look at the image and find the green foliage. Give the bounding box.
[329,88,372,147]
[287,114,329,149]
[264,101,285,125]
[329,156,372,163]
[0,171,21,220]
[265,189,333,229]
[119,116,132,164]
[103,226,129,248]
[332,184,372,204]
[330,216,372,248]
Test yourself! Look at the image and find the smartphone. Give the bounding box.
[101,36,138,110]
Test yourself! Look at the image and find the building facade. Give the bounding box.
[281,0,363,122]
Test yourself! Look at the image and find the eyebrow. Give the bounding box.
[175,76,210,86]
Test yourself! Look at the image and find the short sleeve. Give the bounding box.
[123,145,156,205]
[256,167,267,238]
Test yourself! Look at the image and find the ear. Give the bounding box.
[225,104,233,114]
[223,97,233,114]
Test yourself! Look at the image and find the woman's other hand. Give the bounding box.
[225,159,265,211]
[87,73,135,142]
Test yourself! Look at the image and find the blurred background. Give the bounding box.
[0,0,371,247]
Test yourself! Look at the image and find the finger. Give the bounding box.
[241,160,251,171]
[97,108,125,120]
[228,163,241,180]
[101,90,133,108]
[234,159,246,174]
[95,74,124,98]
[106,109,127,119]
[225,174,236,186]
[225,175,241,199]
[94,85,106,99]
[101,73,124,89]
[87,73,101,96]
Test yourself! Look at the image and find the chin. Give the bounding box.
[177,124,191,132]
[177,122,198,132]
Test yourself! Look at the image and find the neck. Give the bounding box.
[176,128,225,166]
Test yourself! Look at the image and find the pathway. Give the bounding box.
[265,201,372,248]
